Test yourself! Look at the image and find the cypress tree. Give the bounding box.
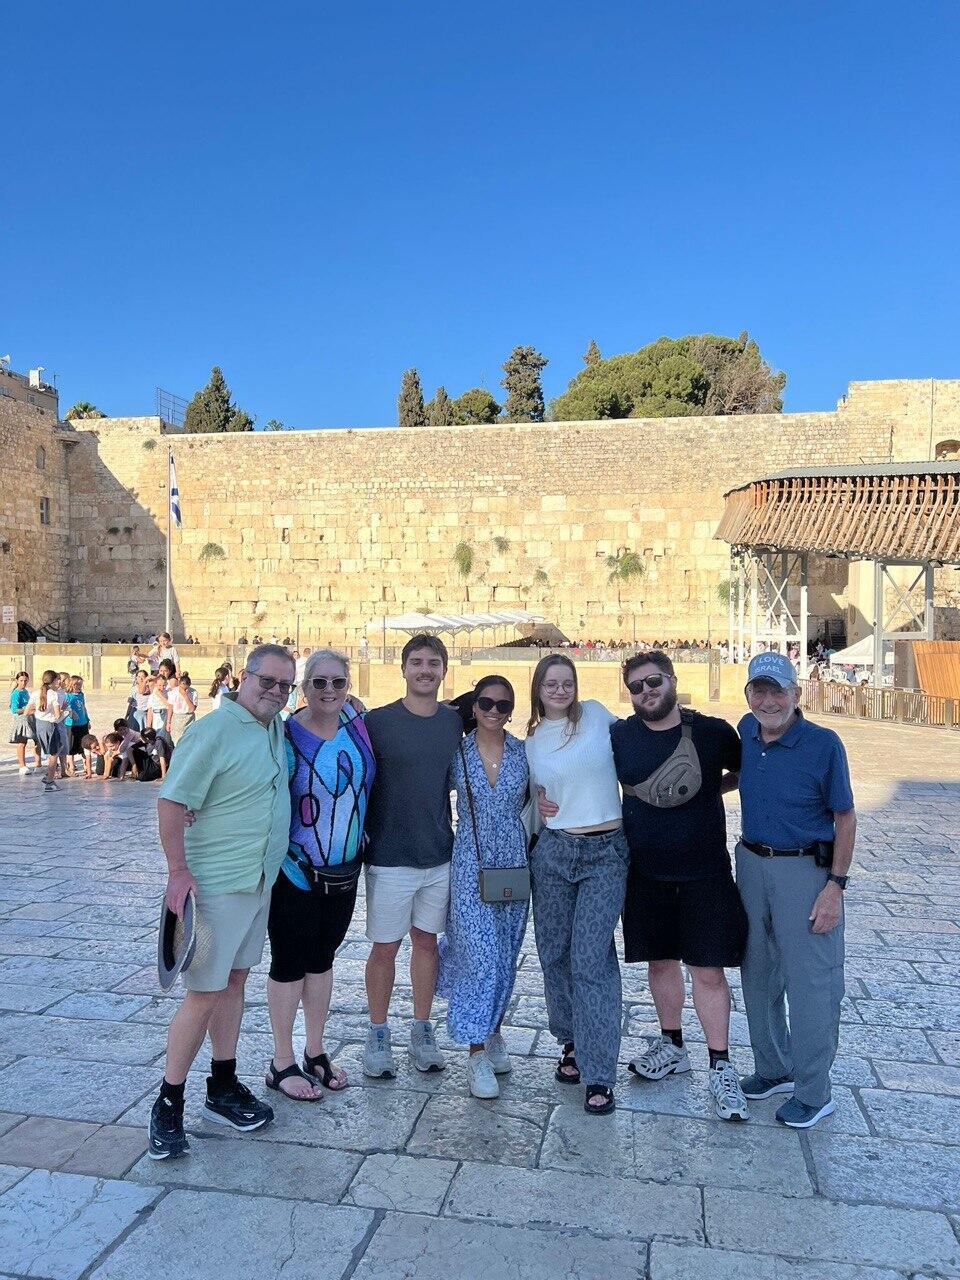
[397,368,426,428]
[501,346,548,422]
[183,367,253,433]
[426,385,455,426]
[583,339,601,366]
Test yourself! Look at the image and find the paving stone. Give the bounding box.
[538,1100,636,1175]
[0,1012,167,1065]
[650,1242,907,1280]
[60,1125,149,1178]
[0,1056,160,1123]
[836,1024,940,1062]
[0,955,143,989]
[0,1113,24,1137]
[129,1134,361,1201]
[0,1116,100,1169]
[351,1211,650,1279]
[0,1164,28,1194]
[704,1186,960,1274]
[44,993,152,1021]
[0,1168,159,1280]
[872,1058,960,1095]
[928,1030,960,1064]
[809,1131,960,1211]
[446,1161,704,1241]
[8,904,80,922]
[406,1093,548,1167]
[859,1088,960,1142]
[344,1152,457,1213]
[0,983,71,1012]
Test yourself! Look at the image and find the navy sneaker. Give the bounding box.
[740,1072,795,1099]
[148,1094,190,1160]
[776,1097,837,1129]
[204,1077,274,1131]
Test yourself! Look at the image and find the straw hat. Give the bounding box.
[157,890,212,990]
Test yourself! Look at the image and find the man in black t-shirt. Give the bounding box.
[610,651,749,1121]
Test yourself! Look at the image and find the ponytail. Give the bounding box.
[39,668,56,713]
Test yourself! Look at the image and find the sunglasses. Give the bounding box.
[311,676,348,691]
[254,675,294,695]
[476,696,513,714]
[626,674,667,694]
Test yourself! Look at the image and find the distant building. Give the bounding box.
[0,361,58,418]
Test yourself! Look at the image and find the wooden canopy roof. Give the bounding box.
[716,464,960,564]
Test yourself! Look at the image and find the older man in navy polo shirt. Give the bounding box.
[735,651,856,1129]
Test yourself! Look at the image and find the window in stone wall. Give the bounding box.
[39,496,50,525]
[36,445,46,471]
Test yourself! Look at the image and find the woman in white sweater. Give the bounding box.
[525,654,628,1115]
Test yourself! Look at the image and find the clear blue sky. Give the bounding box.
[2,1,957,427]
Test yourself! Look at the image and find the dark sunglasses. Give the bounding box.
[626,674,667,694]
[476,696,514,714]
[254,675,294,695]
[311,676,348,691]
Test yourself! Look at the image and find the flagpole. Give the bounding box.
[165,448,172,635]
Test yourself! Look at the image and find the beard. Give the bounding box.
[636,688,678,722]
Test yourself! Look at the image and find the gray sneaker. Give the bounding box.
[484,1032,512,1075]
[362,1024,396,1078]
[628,1034,691,1081]
[409,1020,446,1073]
[740,1072,794,1099]
[708,1060,750,1121]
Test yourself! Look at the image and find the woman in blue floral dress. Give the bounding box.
[438,675,530,1100]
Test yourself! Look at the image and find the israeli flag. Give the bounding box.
[169,452,182,528]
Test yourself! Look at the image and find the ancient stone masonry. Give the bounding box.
[3,380,959,644]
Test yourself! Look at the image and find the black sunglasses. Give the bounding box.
[311,676,348,690]
[626,674,667,694]
[254,675,294,695]
[476,696,513,714]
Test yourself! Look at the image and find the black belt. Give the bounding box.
[740,838,823,858]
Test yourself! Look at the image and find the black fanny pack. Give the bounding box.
[299,859,362,896]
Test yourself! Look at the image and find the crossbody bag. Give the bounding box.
[459,743,531,904]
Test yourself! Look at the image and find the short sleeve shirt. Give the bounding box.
[737,710,854,848]
[610,711,741,880]
[159,695,291,894]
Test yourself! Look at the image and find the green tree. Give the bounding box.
[453,388,501,424]
[583,339,601,367]
[425,386,455,426]
[397,368,426,428]
[183,367,253,433]
[262,418,287,432]
[549,334,785,421]
[64,402,105,420]
[501,345,548,422]
[605,547,645,609]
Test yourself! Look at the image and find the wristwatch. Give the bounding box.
[827,873,849,890]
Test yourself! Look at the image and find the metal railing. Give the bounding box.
[800,679,960,729]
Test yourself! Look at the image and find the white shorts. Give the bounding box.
[364,863,450,943]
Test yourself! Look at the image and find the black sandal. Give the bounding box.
[302,1051,348,1091]
[584,1084,615,1115]
[265,1060,322,1101]
[555,1042,581,1084]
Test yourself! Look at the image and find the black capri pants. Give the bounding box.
[268,866,358,983]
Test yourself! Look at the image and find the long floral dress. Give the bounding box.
[438,730,530,1043]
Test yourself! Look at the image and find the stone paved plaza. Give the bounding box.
[0,706,959,1278]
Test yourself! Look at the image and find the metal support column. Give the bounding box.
[798,553,809,678]
[748,554,759,661]
[872,559,884,688]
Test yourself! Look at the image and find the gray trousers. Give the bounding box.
[530,827,629,1087]
[735,841,845,1107]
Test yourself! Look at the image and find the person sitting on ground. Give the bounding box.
[113,718,143,780]
[99,733,123,780]
[133,727,169,782]
[80,733,102,780]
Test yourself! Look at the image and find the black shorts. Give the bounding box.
[267,866,358,982]
[69,725,89,756]
[622,868,748,968]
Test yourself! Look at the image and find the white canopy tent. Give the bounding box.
[367,609,545,645]
[828,636,894,667]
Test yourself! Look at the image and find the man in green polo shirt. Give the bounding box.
[147,644,295,1160]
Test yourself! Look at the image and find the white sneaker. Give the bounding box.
[362,1024,396,1078]
[409,1020,446,1073]
[484,1032,512,1075]
[708,1060,750,1121]
[467,1050,500,1099]
[18,766,32,776]
[628,1034,691,1081]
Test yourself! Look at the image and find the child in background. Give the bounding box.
[99,732,123,780]
[26,669,68,792]
[134,727,169,781]
[168,672,199,745]
[62,675,91,776]
[113,717,143,781]
[80,733,102,780]
[9,671,37,775]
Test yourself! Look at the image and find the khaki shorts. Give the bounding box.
[184,877,272,992]
[364,863,450,943]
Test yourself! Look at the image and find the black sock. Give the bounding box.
[210,1057,237,1090]
[159,1078,185,1108]
[708,1047,730,1069]
[662,1028,683,1048]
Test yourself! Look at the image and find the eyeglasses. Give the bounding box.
[254,674,294,695]
[542,681,575,694]
[476,696,513,714]
[310,676,348,691]
[626,674,667,694]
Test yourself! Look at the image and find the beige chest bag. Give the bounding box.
[621,712,703,809]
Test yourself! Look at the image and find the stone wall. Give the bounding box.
[4,378,959,646]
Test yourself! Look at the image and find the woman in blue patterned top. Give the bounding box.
[265,649,375,1101]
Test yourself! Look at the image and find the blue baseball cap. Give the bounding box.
[747,651,797,688]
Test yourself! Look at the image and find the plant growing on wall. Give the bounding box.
[452,541,474,579]
[143,439,157,450]
[492,535,510,554]
[605,547,645,608]
[200,542,226,561]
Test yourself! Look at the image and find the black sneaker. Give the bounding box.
[148,1094,190,1160]
[203,1077,274,1131]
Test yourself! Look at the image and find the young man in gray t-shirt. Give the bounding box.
[362,634,463,1077]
